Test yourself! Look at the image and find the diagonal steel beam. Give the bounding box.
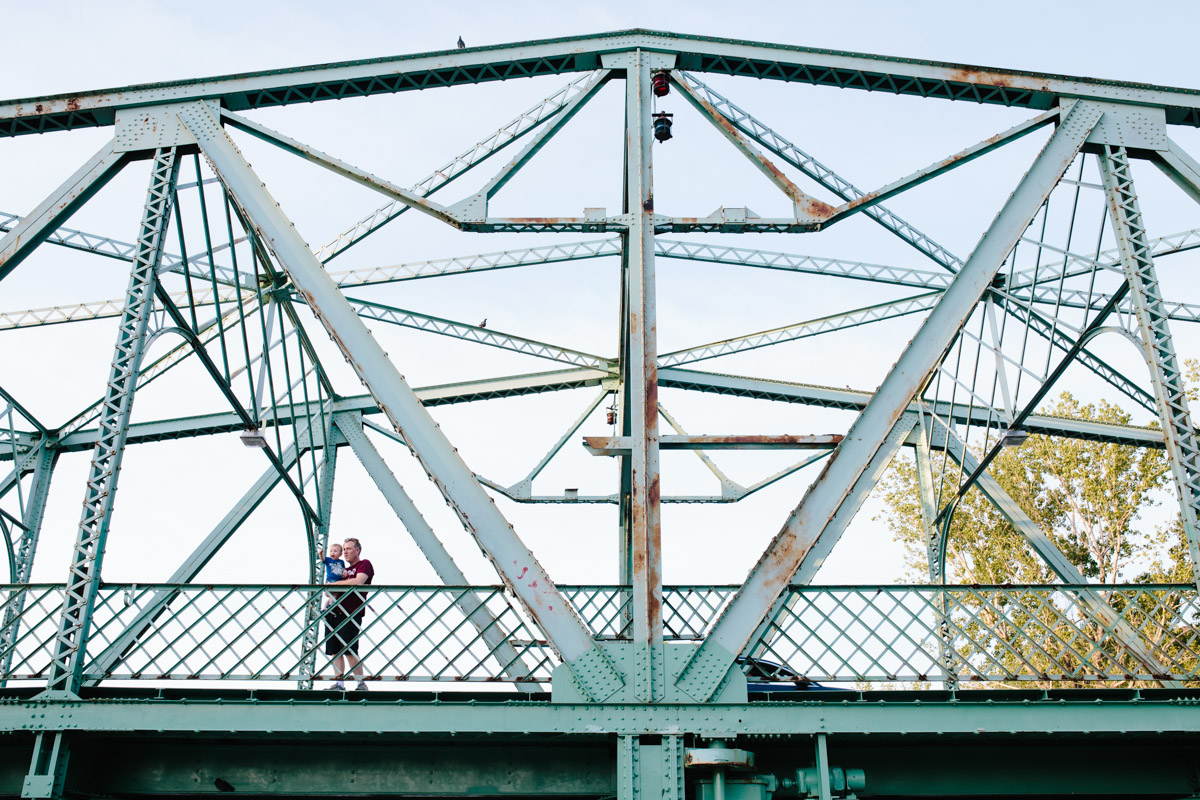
[813,109,1059,225]
[0,140,127,282]
[672,74,829,218]
[179,100,623,701]
[450,70,612,219]
[1152,137,1200,205]
[223,111,461,228]
[675,73,1155,417]
[314,72,604,262]
[339,295,612,370]
[676,71,963,272]
[674,100,1103,701]
[742,413,917,662]
[334,414,541,690]
[658,292,941,368]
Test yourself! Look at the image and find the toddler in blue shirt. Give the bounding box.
[318,543,346,584]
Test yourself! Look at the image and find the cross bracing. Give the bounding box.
[1,28,1200,799]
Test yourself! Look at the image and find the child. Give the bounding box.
[317,543,346,599]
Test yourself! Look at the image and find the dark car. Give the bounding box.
[738,656,837,692]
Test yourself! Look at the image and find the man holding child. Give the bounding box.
[316,537,375,691]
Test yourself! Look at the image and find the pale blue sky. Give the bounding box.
[2,1,1198,591]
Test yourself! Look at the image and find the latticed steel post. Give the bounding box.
[0,446,56,688]
[45,147,179,694]
[1100,145,1200,591]
[913,429,957,690]
[299,441,337,690]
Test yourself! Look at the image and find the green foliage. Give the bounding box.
[876,393,1198,687]
[880,393,1172,584]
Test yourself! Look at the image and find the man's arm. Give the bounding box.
[328,573,369,587]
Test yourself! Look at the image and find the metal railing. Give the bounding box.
[0,584,1195,686]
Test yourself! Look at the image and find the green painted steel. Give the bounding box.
[2,30,1200,799]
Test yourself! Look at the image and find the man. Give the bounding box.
[323,537,375,691]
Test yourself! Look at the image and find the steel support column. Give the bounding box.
[299,436,339,690]
[677,101,1102,700]
[26,147,178,800]
[621,51,664,702]
[0,444,56,688]
[1100,144,1200,590]
[618,735,684,800]
[176,102,622,701]
[45,148,179,695]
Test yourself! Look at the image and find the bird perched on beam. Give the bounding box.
[457,36,466,49]
[479,318,487,329]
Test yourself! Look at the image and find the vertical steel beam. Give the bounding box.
[617,736,639,800]
[334,413,539,687]
[45,147,180,696]
[1100,145,1200,590]
[677,101,1102,701]
[912,424,955,689]
[13,445,55,584]
[617,735,677,800]
[0,445,56,688]
[177,102,622,701]
[623,51,663,702]
[299,438,338,690]
[0,140,127,282]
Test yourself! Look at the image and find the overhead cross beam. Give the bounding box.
[6,30,1200,138]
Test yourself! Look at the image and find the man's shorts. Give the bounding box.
[323,605,363,656]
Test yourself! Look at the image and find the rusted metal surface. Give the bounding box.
[584,434,843,455]
[674,76,834,220]
[623,50,663,702]
[7,30,1200,138]
[674,100,1105,702]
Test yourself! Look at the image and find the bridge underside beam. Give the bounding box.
[0,694,1195,798]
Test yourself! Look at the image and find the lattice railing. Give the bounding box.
[756,585,1200,683]
[0,584,1195,686]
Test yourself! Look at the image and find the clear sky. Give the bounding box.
[1,0,1198,594]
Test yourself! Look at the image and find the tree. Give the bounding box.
[880,392,1173,585]
[876,392,1196,687]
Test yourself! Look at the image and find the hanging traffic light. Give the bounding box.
[653,112,673,142]
[652,70,671,97]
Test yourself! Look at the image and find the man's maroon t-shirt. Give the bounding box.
[337,559,375,615]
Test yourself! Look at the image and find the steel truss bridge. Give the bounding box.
[0,28,1199,799]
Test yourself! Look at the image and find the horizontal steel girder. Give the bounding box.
[2,693,1197,736]
[3,368,1161,459]
[5,31,1200,137]
[583,434,842,455]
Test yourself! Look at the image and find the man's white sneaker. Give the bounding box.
[355,680,369,691]
[327,681,345,691]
